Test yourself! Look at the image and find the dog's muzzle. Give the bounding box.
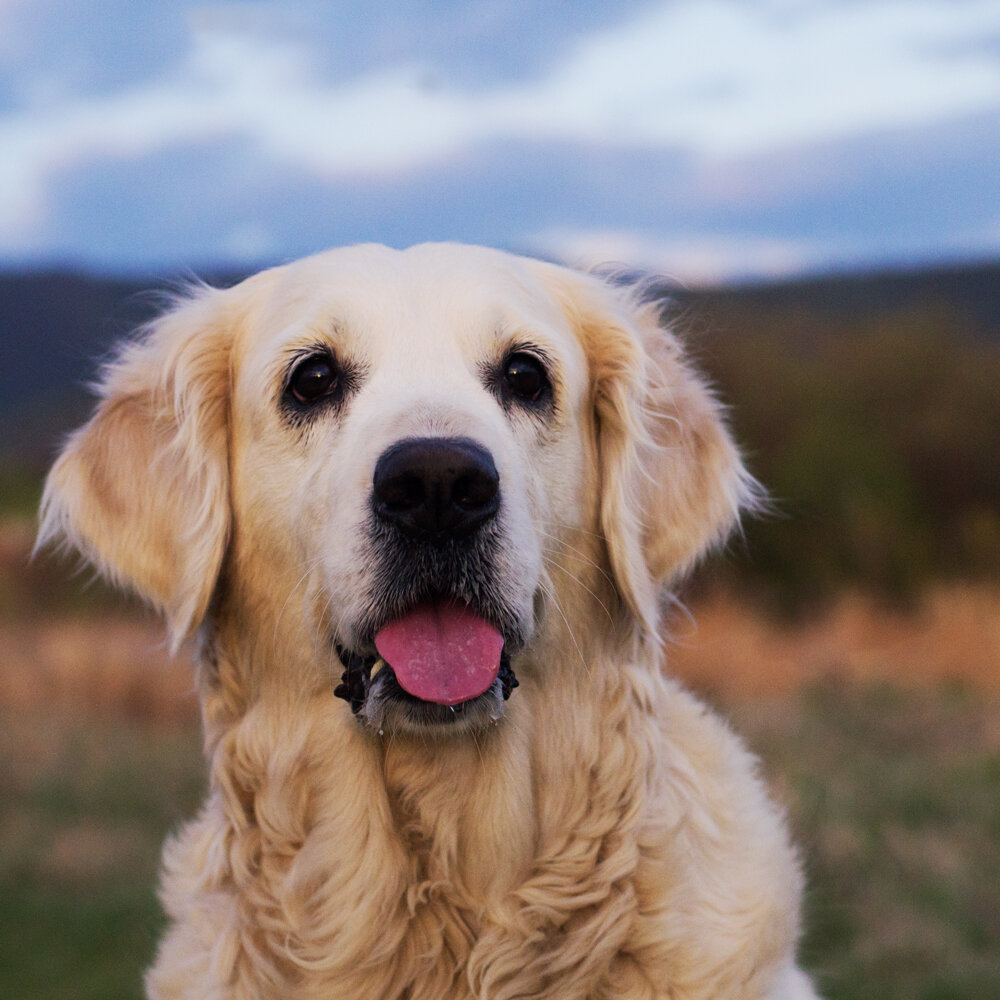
[332,435,523,730]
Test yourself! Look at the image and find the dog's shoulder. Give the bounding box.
[634,676,807,994]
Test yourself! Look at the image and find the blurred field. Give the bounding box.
[0,712,204,1000]
[3,259,998,998]
[2,517,999,999]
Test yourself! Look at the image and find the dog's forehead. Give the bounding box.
[242,243,582,363]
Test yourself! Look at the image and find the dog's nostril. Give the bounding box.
[380,472,426,512]
[453,472,496,510]
[373,437,500,537]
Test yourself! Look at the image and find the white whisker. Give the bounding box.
[534,527,617,589]
[539,554,614,623]
[272,553,327,647]
[535,574,590,676]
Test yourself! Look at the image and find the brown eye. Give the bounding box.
[503,352,549,403]
[289,354,338,404]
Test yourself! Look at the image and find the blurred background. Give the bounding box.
[2,2,998,998]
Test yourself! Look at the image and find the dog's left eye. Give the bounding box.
[502,353,550,403]
[288,353,338,405]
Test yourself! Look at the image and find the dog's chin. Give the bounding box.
[360,666,508,737]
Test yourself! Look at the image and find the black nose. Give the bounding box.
[373,437,500,538]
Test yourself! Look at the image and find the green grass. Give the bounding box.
[0,714,204,1000]
[2,685,998,999]
[730,682,1000,1000]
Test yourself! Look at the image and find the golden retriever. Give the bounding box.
[39,244,818,999]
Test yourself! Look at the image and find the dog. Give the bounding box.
[39,244,818,999]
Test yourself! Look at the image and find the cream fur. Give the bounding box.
[39,244,818,999]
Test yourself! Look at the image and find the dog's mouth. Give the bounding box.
[334,600,520,730]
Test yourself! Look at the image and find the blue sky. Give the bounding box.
[2,0,999,283]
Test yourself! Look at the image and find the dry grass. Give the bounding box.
[0,617,197,724]
[1,517,197,724]
[668,585,1000,698]
[3,584,998,724]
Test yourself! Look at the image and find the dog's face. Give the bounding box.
[228,245,596,731]
[40,244,753,737]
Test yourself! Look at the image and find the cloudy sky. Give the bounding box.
[2,0,999,283]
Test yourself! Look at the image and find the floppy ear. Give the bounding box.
[560,273,758,638]
[38,289,234,650]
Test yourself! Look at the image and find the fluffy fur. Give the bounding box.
[39,244,818,999]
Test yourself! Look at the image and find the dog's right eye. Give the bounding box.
[288,353,338,405]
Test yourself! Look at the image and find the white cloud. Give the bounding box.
[518,0,1000,156]
[0,30,471,246]
[2,0,1000,252]
[531,226,833,285]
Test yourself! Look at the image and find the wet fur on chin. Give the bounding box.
[37,243,818,999]
[359,668,508,734]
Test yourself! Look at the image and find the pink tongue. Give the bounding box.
[374,603,503,706]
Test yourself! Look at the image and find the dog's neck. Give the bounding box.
[183,572,663,997]
[197,581,654,860]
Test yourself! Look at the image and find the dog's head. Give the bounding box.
[39,244,755,734]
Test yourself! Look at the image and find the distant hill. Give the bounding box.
[671,260,1000,345]
[0,269,246,468]
[2,259,998,468]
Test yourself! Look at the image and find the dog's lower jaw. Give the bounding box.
[333,641,520,736]
[359,671,509,736]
